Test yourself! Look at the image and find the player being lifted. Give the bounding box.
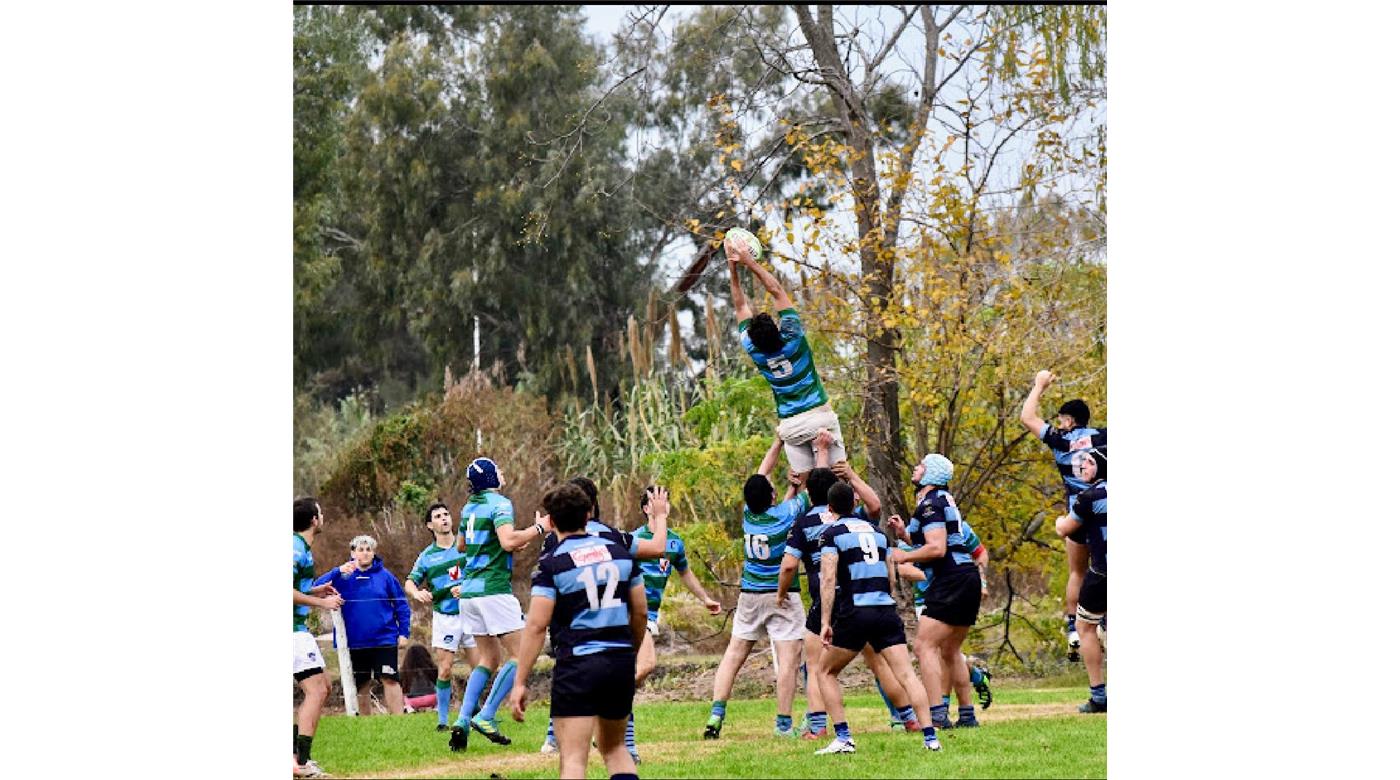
[447,457,554,752]
[726,231,846,479]
[1055,449,1108,713]
[703,438,810,740]
[889,454,983,730]
[404,502,478,731]
[1020,370,1107,660]
[814,482,939,755]
[508,484,665,780]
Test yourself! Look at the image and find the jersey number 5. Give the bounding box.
[578,562,622,611]
[745,534,770,560]
[765,357,793,379]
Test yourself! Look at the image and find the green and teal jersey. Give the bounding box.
[632,527,689,622]
[458,491,516,597]
[738,308,829,419]
[408,542,470,615]
[740,493,811,593]
[293,532,316,632]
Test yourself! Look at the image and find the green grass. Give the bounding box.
[310,679,1104,778]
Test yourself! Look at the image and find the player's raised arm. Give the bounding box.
[757,436,784,478]
[735,241,794,311]
[494,508,552,553]
[634,487,671,559]
[726,239,755,324]
[833,459,881,519]
[1020,370,1055,436]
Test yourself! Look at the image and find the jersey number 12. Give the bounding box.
[578,562,622,611]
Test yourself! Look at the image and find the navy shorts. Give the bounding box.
[830,605,907,652]
[1077,570,1107,619]
[922,569,982,627]
[551,651,636,720]
[805,604,822,637]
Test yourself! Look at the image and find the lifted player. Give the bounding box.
[726,232,846,477]
[1019,370,1106,660]
[813,483,939,755]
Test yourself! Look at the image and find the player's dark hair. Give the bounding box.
[640,485,661,513]
[424,502,449,524]
[1058,399,1091,428]
[293,497,320,532]
[748,312,783,353]
[743,474,774,514]
[1083,449,1108,482]
[805,468,838,509]
[569,476,602,519]
[827,482,856,516]
[399,643,437,698]
[544,483,593,533]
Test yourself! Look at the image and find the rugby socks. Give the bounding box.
[896,705,916,723]
[478,660,517,721]
[546,718,556,744]
[710,700,728,720]
[969,665,986,687]
[1089,683,1106,704]
[834,721,852,743]
[808,711,828,732]
[931,702,950,724]
[1065,614,1077,634]
[775,714,793,733]
[435,679,452,725]
[958,704,976,722]
[295,734,314,765]
[626,712,637,753]
[455,665,492,726]
[923,726,938,744]
[875,678,900,720]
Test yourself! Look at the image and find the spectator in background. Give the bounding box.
[314,534,411,715]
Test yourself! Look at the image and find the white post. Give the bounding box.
[331,609,358,716]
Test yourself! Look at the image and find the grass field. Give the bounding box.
[310,677,1106,778]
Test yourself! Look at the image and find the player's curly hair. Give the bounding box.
[543,483,593,533]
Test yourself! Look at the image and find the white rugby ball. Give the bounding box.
[724,227,763,260]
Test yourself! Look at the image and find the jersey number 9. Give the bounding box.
[858,533,880,564]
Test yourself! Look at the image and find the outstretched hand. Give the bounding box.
[1035,369,1056,389]
[644,485,671,520]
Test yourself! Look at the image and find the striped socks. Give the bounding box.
[775,714,793,733]
[710,700,727,719]
[834,721,852,743]
[808,711,828,733]
[1089,683,1106,704]
[626,712,637,753]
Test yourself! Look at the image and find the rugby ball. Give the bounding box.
[724,227,763,261]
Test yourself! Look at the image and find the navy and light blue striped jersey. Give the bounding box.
[1039,423,1107,498]
[900,523,983,608]
[741,494,811,592]
[542,518,642,558]
[818,518,895,618]
[738,308,829,419]
[530,534,642,659]
[784,504,869,597]
[1069,482,1107,573]
[908,488,977,578]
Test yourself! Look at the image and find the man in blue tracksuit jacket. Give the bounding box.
[314,534,412,715]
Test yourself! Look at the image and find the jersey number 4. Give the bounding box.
[578,562,622,611]
[745,534,771,560]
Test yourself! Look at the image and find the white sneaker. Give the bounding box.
[539,739,558,755]
[293,759,327,778]
[924,738,943,751]
[814,738,856,755]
